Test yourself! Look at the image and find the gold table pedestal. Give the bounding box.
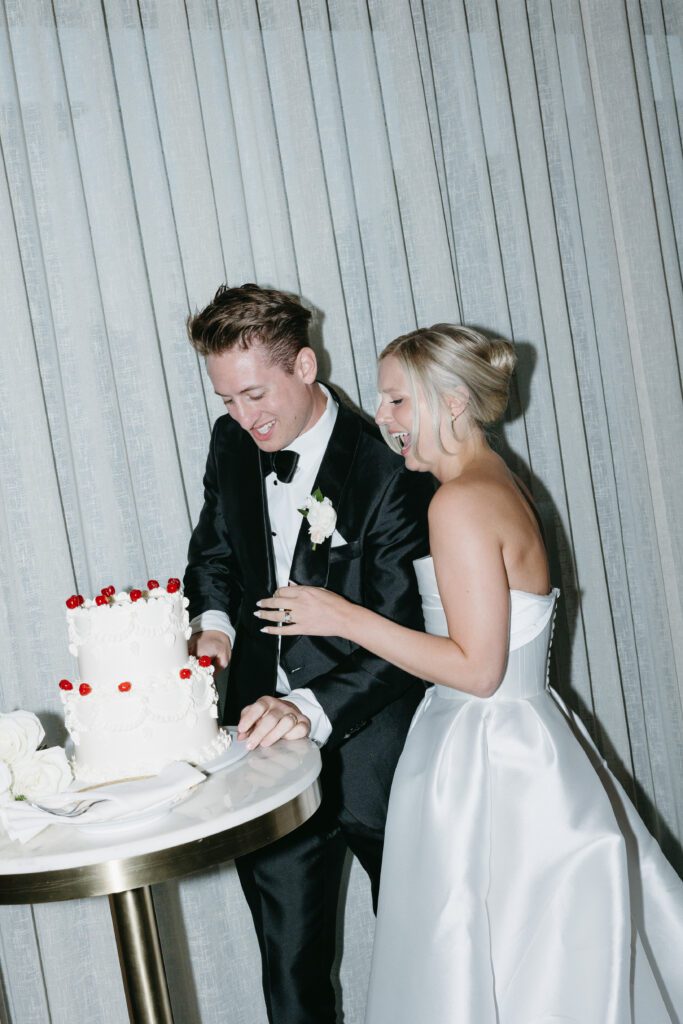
[110,887,174,1024]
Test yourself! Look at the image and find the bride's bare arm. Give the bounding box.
[257,484,511,697]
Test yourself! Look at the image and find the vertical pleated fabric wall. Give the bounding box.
[0,1,681,1021]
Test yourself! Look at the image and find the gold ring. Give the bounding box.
[282,711,299,727]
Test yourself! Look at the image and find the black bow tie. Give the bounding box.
[264,449,299,483]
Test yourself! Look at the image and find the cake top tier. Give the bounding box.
[64,578,191,658]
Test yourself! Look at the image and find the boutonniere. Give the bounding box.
[298,488,337,550]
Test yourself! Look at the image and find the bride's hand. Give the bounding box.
[255,586,354,638]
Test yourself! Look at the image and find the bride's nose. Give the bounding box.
[375,398,390,425]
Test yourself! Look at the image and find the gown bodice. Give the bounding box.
[413,555,560,701]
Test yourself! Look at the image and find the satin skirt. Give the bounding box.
[364,684,683,1024]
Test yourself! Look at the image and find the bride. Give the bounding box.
[256,324,683,1023]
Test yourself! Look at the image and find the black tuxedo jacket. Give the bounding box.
[184,389,433,827]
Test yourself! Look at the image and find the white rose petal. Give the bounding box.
[300,493,337,548]
[10,747,73,801]
[307,498,337,538]
[0,762,12,804]
[0,711,45,765]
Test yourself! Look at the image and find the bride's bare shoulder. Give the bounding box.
[427,471,501,535]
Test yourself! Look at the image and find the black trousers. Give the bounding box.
[235,801,384,1024]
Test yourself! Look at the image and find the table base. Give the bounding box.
[110,886,174,1024]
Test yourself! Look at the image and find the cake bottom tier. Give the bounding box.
[62,655,231,783]
[71,722,231,784]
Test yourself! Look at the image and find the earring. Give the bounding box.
[450,410,463,440]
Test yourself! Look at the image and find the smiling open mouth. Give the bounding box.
[391,431,411,454]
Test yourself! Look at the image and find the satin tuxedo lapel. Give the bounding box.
[289,399,362,588]
[284,402,362,654]
[223,434,276,596]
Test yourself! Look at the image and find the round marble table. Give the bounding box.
[0,739,322,1023]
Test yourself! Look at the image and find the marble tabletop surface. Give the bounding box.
[0,739,321,875]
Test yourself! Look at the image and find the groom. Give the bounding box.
[183,283,431,1024]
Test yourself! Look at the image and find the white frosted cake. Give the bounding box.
[58,577,230,783]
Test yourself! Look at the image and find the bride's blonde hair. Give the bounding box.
[379,324,516,458]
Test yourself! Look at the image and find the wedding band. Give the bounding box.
[282,609,293,625]
[282,711,299,727]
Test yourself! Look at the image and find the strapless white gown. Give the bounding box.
[365,556,683,1024]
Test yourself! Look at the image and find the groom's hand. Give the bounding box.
[189,629,232,670]
[238,696,311,749]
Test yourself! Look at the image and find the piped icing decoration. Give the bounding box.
[198,656,212,668]
[118,681,132,692]
[166,578,180,594]
[79,683,92,696]
[179,668,191,680]
[59,679,73,691]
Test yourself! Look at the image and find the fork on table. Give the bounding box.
[24,797,108,818]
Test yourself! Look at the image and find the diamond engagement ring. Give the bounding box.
[282,609,294,625]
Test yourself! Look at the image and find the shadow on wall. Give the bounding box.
[154,879,204,1024]
[306,299,333,386]
[493,334,682,877]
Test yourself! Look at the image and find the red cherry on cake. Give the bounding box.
[65,595,79,609]
[147,579,160,590]
[198,656,212,668]
[101,585,116,598]
[58,679,73,691]
[129,589,142,602]
[179,668,192,679]
[118,681,132,692]
[79,683,92,696]
[95,594,108,606]
[167,578,181,593]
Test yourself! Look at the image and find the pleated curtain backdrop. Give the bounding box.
[0,0,681,1021]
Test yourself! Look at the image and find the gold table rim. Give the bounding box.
[0,780,321,904]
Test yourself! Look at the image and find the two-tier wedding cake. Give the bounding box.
[58,578,230,783]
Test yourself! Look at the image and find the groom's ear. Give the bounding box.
[295,346,318,385]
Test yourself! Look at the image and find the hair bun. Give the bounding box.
[488,337,517,379]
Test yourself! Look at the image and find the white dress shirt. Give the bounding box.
[190,385,337,745]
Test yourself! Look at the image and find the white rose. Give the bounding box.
[10,747,73,801]
[0,711,44,765]
[306,497,337,543]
